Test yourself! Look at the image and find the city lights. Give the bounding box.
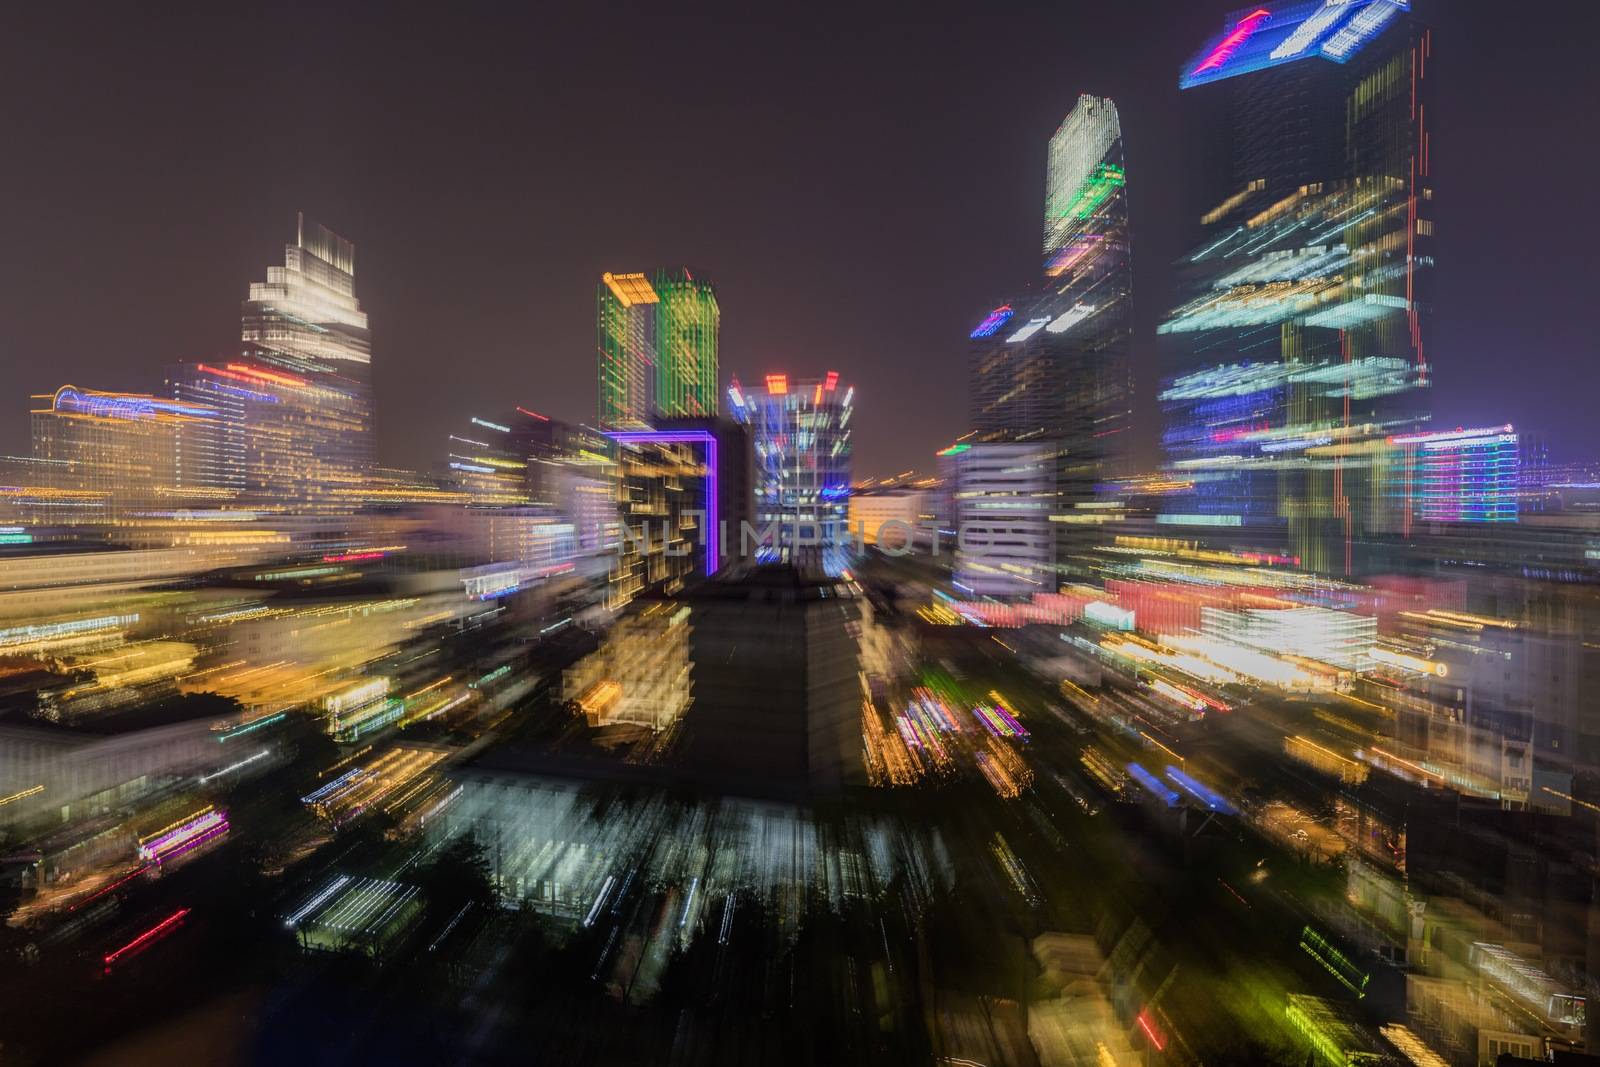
[0,6,1590,1066]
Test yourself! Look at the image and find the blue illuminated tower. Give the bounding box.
[728,372,853,575]
[1159,1,1433,574]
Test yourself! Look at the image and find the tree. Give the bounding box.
[418,832,496,915]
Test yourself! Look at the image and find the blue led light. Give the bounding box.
[1180,0,1410,89]
[969,305,1015,339]
[1164,766,1237,814]
[1127,762,1181,807]
[54,386,214,421]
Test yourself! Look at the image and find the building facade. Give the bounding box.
[597,268,719,429]
[967,93,1133,584]
[29,386,214,512]
[951,442,1058,597]
[563,599,692,732]
[166,216,373,507]
[1159,1,1434,575]
[604,418,749,609]
[729,373,853,575]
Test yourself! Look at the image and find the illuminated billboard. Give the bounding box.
[1180,1,1411,89]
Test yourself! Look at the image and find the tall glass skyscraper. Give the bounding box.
[170,215,373,506]
[597,268,719,429]
[728,373,853,575]
[1159,1,1433,574]
[968,93,1132,582]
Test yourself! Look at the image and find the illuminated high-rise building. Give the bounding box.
[167,215,373,507]
[1159,1,1433,574]
[597,268,719,429]
[447,412,534,506]
[1390,424,1520,525]
[438,408,617,594]
[30,385,215,512]
[967,93,1132,583]
[728,373,853,575]
[515,412,618,556]
[605,418,749,608]
[607,434,715,607]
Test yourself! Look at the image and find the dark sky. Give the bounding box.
[2,1,1596,479]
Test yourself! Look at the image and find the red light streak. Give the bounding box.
[225,362,307,388]
[322,550,385,562]
[516,406,549,421]
[1136,1011,1166,1051]
[1191,9,1270,75]
[104,907,190,967]
[69,864,151,912]
[196,362,307,389]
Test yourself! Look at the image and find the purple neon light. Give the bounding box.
[152,819,230,863]
[969,305,1014,339]
[607,430,720,576]
[896,715,923,750]
[140,811,230,862]
[989,703,1028,738]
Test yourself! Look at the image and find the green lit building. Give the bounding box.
[966,93,1134,584]
[596,268,720,429]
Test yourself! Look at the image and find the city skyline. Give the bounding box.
[2,2,1595,479]
[8,4,1600,1064]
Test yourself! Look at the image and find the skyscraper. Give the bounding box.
[597,268,719,429]
[967,93,1132,583]
[608,431,721,607]
[1159,1,1433,574]
[729,373,853,575]
[605,418,749,609]
[170,215,373,507]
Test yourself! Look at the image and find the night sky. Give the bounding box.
[2,1,1594,479]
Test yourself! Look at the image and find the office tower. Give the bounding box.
[967,94,1133,584]
[951,442,1057,597]
[1391,425,1520,525]
[166,362,247,499]
[597,268,719,429]
[1159,1,1433,575]
[516,413,618,556]
[605,418,749,608]
[608,431,718,607]
[728,372,853,575]
[441,408,617,589]
[168,216,373,507]
[447,411,533,505]
[29,385,215,513]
